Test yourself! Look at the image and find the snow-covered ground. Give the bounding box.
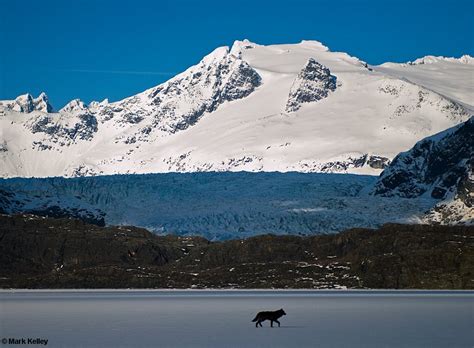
[0,172,437,240]
[0,40,471,178]
[376,55,474,111]
[1,290,472,348]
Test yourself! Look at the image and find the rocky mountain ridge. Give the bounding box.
[0,92,53,113]
[1,40,471,177]
[406,54,473,66]
[372,116,473,224]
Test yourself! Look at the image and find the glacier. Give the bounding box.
[0,172,438,240]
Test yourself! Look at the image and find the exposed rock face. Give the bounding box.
[321,154,390,172]
[95,46,262,137]
[377,80,468,122]
[0,215,472,289]
[143,47,261,133]
[372,117,473,224]
[60,99,88,113]
[366,155,391,169]
[1,47,261,150]
[0,42,471,179]
[27,112,98,144]
[0,93,53,113]
[292,154,391,173]
[0,215,201,288]
[373,117,473,198]
[41,46,262,142]
[285,58,337,112]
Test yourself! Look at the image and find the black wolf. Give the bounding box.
[251,308,286,327]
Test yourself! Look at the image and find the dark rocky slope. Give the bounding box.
[372,116,473,224]
[0,214,472,289]
[285,58,337,112]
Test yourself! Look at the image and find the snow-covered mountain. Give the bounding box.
[372,116,473,224]
[1,115,471,239]
[376,54,474,111]
[0,93,53,114]
[1,40,471,178]
[0,118,471,238]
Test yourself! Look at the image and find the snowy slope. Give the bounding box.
[0,119,471,238]
[376,55,474,111]
[0,40,471,178]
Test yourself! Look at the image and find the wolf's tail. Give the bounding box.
[251,315,258,322]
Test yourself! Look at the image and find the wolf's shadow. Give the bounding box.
[262,325,304,329]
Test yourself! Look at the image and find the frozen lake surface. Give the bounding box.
[0,290,472,347]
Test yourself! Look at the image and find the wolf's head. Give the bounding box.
[279,309,286,316]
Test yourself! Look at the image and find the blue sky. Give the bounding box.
[1,0,473,108]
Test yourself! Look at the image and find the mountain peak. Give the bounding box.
[285,58,337,112]
[409,55,474,65]
[458,55,474,64]
[201,46,230,65]
[15,93,33,104]
[382,54,474,67]
[298,40,329,51]
[33,92,53,113]
[230,39,258,56]
[60,99,88,113]
[0,40,471,183]
[88,98,109,109]
[0,92,53,113]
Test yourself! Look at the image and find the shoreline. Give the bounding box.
[1,288,474,294]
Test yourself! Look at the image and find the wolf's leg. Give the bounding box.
[270,320,274,327]
[255,321,259,328]
[259,321,263,327]
[275,320,280,327]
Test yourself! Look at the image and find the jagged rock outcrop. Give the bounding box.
[292,154,391,173]
[372,116,473,224]
[372,117,473,198]
[88,45,261,136]
[60,99,88,113]
[377,79,468,122]
[2,46,261,147]
[27,112,98,144]
[320,154,390,172]
[142,46,262,133]
[0,93,53,113]
[285,58,337,112]
[0,41,471,178]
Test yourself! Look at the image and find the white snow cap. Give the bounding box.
[0,39,471,180]
[230,39,258,56]
[410,55,474,65]
[299,40,329,51]
[392,54,474,66]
